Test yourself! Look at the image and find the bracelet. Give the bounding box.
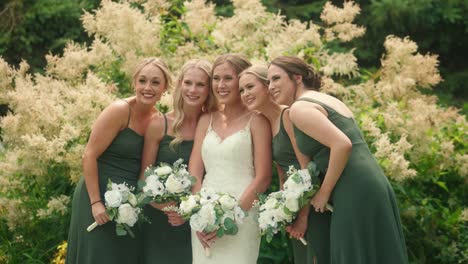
[90,200,102,206]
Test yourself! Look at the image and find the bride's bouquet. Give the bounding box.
[87,179,148,238]
[139,158,196,204]
[177,188,247,257]
[258,162,333,245]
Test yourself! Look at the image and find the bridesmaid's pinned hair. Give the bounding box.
[212,54,252,76]
[270,56,322,91]
[240,64,269,87]
[132,57,173,91]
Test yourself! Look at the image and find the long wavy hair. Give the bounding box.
[170,59,217,148]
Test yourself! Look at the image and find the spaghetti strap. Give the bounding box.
[207,113,213,132]
[279,107,289,134]
[162,114,168,135]
[246,113,255,129]
[122,100,131,128]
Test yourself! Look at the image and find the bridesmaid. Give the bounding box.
[139,59,217,264]
[268,56,409,263]
[239,65,331,264]
[66,57,171,264]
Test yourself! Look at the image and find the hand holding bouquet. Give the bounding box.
[258,162,333,245]
[87,180,148,238]
[139,158,196,205]
[178,188,247,257]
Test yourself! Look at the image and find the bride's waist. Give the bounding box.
[203,173,253,198]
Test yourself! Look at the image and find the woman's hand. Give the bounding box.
[286,214,308,239]
[311,188,331,213]
[196,231,217,248]
[91,202,110,225]
[151,201,176,210]
[165,211,186,226]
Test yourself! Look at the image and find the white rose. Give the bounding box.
[104,190,122,208]
[155,165,172,176]
[284,192,299,212]
[198,203,216,227]
[127,192,137,207]
[165,174,185,193]
[116,203,139,227]
[219,195,237,210]
[258,210,277,230]
[283,177,306,193]
[274,207,292,222]
[190,213,207,232]
[179,196,198,214]
[263,197,278,210]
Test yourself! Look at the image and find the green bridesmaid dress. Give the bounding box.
[140,114,193,264]
[66,103,143,264]
[272,107,331,264]
[293,98,408,264]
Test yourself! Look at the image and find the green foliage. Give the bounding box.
[0,0,100,73]
[0,162,72,263]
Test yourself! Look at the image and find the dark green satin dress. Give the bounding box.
[293,98,408,264]
[66,106,143,264]
[272,108,331,264]
[140,115,194,264]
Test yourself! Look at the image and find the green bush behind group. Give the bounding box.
[0,0,466,263]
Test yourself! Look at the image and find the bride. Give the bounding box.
[189,54,272,263]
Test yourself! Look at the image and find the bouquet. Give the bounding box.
[139,158,196,204]
[258,162,333,245]
[86,179,148,237]
[177,188,247,257]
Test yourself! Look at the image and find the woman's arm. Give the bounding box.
[282,108,310,169]
[140,113,165,180]
[275,163,286,190]
[290,101,352,212]
[239,113,272,211]
[188,113,210,193]
[82,101,129,225]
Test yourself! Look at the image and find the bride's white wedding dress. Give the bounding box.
[191,115,260,264]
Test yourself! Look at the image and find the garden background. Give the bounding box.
[0,0,466,263]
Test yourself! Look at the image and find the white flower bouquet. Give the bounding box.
[86,179,148,237]
[139,158,196,204]
[178,188,247,257]
[258,162,333,245]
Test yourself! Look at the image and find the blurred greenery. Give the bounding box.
[0,1,467,263]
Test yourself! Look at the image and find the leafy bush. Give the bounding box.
[0,1,466,263]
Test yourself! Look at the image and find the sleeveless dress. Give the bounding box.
[272,108,331,264]
[66,102,143,264]
[293,98,408,264]
[141,114,193,264]
[191,114,260,264]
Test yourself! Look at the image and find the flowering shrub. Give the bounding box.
[0,0,466,263]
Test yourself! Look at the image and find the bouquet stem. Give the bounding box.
[204,247,211,257]
[87,221,98,232]
[299,237,308,246]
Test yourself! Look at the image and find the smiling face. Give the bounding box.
[134,64,167,106]
[212,62,241,105]
[239,73,270,111]
[181,68,210,108]
[267,64,296,106]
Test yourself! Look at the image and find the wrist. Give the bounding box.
[91,200,102,206]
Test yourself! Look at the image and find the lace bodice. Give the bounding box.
[201,115,254,199]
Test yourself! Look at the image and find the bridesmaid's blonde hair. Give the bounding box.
[132,57,172,91]
[212,54,252,76]
[240,64,269,87]
[170,59,217,148]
